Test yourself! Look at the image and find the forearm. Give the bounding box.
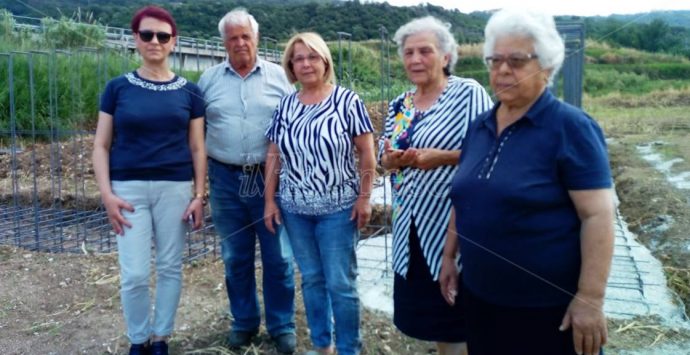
[443,208,459,258]
[358,150,376,198]
[578,213,614,300]
[441,149,461,165]
[430,149,461,167]
[191,147,207,196]
[189,119,207,196]
[92,146,113,197]
[264,144,281,201]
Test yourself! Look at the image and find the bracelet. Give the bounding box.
[192,193,208,206]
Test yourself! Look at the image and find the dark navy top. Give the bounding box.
[100,71,205,181]
[449,90,612,307]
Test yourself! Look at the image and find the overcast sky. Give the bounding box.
[369,0,690,16]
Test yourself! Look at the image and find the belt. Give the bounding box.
[210,158,264,174]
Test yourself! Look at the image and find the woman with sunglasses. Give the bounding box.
[440,8,614,355]
[93,6,206,355]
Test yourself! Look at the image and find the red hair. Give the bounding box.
[131,6,177,36]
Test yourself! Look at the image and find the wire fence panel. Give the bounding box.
[0,24,379,265]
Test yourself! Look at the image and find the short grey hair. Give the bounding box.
[393,16,458,75]
[483,8,565,85]
[217,7,259,40]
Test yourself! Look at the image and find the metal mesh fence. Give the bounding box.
[0,25,396,266]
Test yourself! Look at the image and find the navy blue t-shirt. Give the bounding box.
[100,71,205,181]
[449,90,612,307]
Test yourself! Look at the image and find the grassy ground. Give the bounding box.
[588,90,690,314]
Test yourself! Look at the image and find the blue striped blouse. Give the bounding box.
[267,85,374,215]
[378,76,493,280]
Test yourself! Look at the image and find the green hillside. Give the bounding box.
[4,0,690,57]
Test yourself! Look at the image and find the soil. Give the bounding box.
[0,246,436,355]
[2,102,690,354]
[0,134,100,210]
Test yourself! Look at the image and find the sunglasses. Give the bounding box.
[138,30,173,44]
[485,53,538,70]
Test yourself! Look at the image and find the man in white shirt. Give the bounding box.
[198,8,296,354]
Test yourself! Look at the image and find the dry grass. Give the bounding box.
[607,316,690,352]
[585,92,690,137]
[457,43,483,58]
[599,96,690,315]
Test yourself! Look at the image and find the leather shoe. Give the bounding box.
[273,332,296,354]
[150,341,168,355]
[227,329,258,348]
[128,342,149,355]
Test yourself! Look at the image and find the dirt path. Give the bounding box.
[0,246,436,355]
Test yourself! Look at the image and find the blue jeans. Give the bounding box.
[112,180,189,344]
[208,159,295,336]
[281,208,361,355]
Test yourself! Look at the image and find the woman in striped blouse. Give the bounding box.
[264,32,376,355]
[379,16,492,355]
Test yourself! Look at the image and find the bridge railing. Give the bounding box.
[9,14,283,64]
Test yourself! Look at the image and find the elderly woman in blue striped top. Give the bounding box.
[263,32,375,355]
[379,16,492,355]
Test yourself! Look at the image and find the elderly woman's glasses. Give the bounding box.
[485,53,538,70]
[138,30,173,44]
[291,53,322,65]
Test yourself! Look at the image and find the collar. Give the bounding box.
[480,89,555,132]
[522,89,555,127]
[224,57,262,77]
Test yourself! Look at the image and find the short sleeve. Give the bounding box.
[265,98,286,143]
[348,93,374,137]
[188,83,205,119]
[99,79,117,115]
[468,83,493,122]
[197,69,209,93]
[558,113,612,190]
[278,70,296,96]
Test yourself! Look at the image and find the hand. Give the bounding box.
[264,200,282,234]
[413,148,444,170]
[350,195,372,229]
[560,293,608,355]
[182,198,204,231]
[439,255,459,306]
[382,139,417,169]
[102,192,134,236]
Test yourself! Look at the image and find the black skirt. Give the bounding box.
[393,222,466,343]
[462,287,604,355]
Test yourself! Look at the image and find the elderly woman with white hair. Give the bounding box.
[378,16,492,355]
[440,8,614,355]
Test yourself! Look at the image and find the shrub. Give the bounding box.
[41,17,105,49]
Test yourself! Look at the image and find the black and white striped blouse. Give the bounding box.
[267,85,374,215]
[378,76,493,280]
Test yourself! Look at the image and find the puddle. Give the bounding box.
[637,142,690,190]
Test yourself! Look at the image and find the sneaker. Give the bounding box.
[150,341,168,355]
[227,329,258,348]
[272,332,297,354]
[128,342,149,355]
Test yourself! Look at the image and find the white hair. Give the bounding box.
[217,7,259,40]
[393,16,458,75]
[483,8,565,84]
